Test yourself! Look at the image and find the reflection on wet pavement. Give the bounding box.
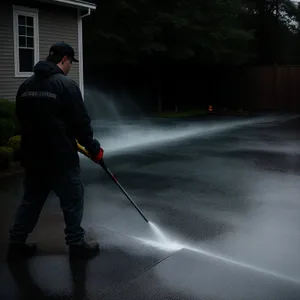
[1,115,300,299]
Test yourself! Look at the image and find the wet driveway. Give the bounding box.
[0,114,300,299]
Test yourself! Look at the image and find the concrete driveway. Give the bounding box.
[0,114,300,299]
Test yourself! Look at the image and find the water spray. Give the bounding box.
[77,142,149,223]
[133,222,300,285]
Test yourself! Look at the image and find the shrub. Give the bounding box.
[0,99,16,121]
[0,146,14,170]
[6,135,21,151]
[6,135,22,162]
[0,118,16,146]
[0,99,19,145]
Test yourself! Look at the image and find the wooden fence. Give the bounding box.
[154,65,300,113]
[85,64,300,113]
[224,65,300,112]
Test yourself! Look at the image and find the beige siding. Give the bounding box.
[0,1,79,101]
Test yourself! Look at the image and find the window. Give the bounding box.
[13,6,39,77]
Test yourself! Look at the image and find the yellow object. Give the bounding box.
[76,141,90,158]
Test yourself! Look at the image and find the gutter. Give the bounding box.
[80,7,91,18]
[50,0,96,10]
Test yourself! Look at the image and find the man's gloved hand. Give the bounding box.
[93,147,104,163]
[85,139,104,163]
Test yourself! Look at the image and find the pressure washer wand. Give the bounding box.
[77,143,149,223]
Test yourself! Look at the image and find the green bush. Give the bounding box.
[0,99,19,145]
[0,118,16,146]
[6,135,21,151]
[6,135,21,162]
[0,99,16,121]
[0,146,14,170]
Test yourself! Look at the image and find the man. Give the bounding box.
[7,42,103,260]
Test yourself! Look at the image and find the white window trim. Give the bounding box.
[13,5,40,78]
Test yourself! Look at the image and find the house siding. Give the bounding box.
[0,1,79,101]
[0,3,20,101]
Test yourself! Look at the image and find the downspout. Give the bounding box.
[81,8,91,18]
[78,8,91,99]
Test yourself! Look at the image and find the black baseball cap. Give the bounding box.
[48,41,79,62]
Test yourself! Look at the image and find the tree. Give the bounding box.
[83,0,254,67]
[242,0,300,64]
[83,0,300,68]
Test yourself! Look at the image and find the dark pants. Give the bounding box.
[9,167,85,246]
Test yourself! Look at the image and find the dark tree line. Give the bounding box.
[83,0,300,68]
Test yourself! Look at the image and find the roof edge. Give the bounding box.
[47,0,97,10]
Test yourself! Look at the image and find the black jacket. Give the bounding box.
[16,60,99,173]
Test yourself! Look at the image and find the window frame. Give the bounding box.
[13,5,39,78]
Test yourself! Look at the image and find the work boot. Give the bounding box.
[69,239,100,260]
[6,242,37,261]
